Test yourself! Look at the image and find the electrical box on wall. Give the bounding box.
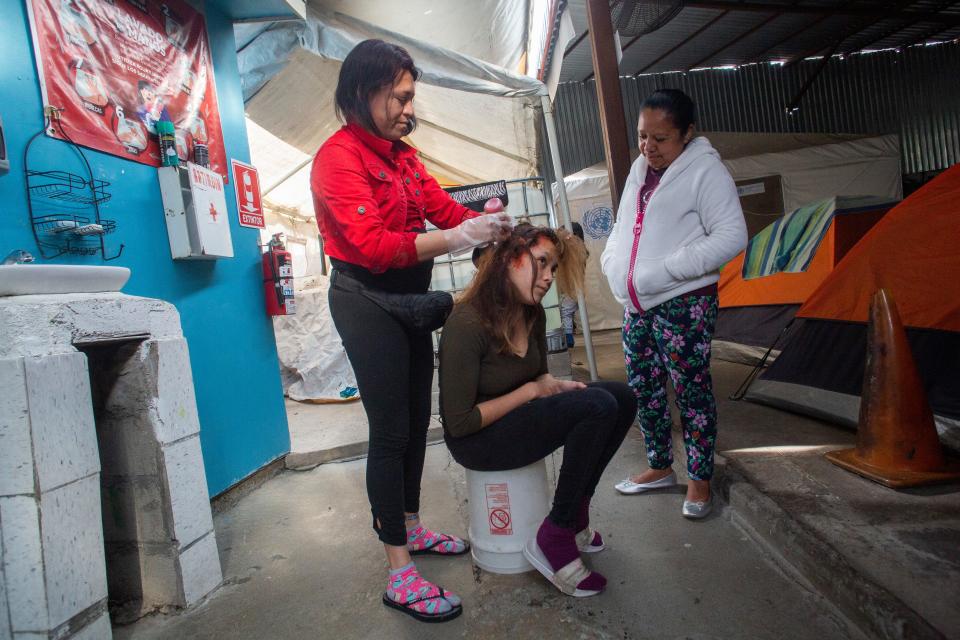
[158,163,234,259]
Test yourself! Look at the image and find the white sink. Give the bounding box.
[0,264,131,296]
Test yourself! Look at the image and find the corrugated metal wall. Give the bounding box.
[554,40,960,177]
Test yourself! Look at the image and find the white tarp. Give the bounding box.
[721,134,902,213]
[273,276,359,403]
[239,4,545,210]
[244,49,539,212]
[303,0,529,75]
[557,133,904,331]
[239,5,544,102]
[298,7,542,97]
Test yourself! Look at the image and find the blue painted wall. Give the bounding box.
[0,1,290,496]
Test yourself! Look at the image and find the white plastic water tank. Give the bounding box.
[465,460,551,574]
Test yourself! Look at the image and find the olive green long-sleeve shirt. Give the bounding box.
[438,302,548,438]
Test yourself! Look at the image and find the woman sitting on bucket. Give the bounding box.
[439,223,637,597]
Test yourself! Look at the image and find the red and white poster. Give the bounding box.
[27,0,228,178]
[231,159,265,229]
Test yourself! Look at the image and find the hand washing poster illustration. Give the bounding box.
[27,0,228,178]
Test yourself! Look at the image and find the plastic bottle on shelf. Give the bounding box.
[157,119,179,167]
[189,118,209,168]
[192,141,209,168]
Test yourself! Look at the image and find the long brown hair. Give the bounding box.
[458,223,587,354]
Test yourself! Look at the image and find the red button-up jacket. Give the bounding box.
[311,123,477,274]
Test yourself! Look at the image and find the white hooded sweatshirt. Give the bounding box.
[601,136,747,312]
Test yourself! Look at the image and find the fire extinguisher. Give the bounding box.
[262,233,295,315]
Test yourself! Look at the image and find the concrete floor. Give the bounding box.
[284,388,442,469]
[114,330,960,639]
[285,397,367,458]
[115,438,864,640]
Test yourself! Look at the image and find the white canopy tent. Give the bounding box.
[237,2,600,380]
[294,0,530,73]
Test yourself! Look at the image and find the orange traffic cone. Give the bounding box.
[825,289,960,488]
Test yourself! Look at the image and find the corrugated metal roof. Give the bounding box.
[558,0,960,81]
[554,39,960,176]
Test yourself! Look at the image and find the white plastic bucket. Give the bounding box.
[465,460,551,574]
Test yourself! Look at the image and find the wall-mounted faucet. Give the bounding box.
[3,250,36,265]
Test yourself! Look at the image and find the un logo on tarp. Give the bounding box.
[582,206,614,239]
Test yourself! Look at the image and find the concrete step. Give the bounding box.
[717,449,957,640]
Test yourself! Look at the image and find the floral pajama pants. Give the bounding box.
[622,294,719,481]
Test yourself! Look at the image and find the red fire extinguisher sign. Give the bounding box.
[231,159,265,229]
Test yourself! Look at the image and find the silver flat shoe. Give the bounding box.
[614,471,677,495]
[682,495,713,519]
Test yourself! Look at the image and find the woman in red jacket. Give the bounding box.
[311,39,512,623]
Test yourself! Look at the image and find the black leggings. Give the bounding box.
[445,381,636,528]
[329,270,435,547]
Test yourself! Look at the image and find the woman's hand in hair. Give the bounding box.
[442,212,513,255]
[528,373,586,399]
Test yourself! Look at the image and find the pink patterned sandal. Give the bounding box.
[407,525,470,556]
[383,565,463,623]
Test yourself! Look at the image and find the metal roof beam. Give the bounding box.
[634,11,729,75]
[784,38,842,112]
[783,0,916,111]
[685,1,960,26]
[843,0,959,53]
[901,21,957,47]
[742,13,832,64]
[583,30,645,81]
[685,10,785,70]
[784,0,918,65]
[741,0,857,64]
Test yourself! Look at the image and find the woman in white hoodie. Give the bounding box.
[601,89,747,518]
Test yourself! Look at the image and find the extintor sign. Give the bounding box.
[231,159,264,228]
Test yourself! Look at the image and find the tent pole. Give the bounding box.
[541,94,599,382]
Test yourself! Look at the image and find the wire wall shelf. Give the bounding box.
[26,170,112,207]
[24,112,124,260]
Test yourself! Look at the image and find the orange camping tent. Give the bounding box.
[715,197,894,358]
[746,164,960,449]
